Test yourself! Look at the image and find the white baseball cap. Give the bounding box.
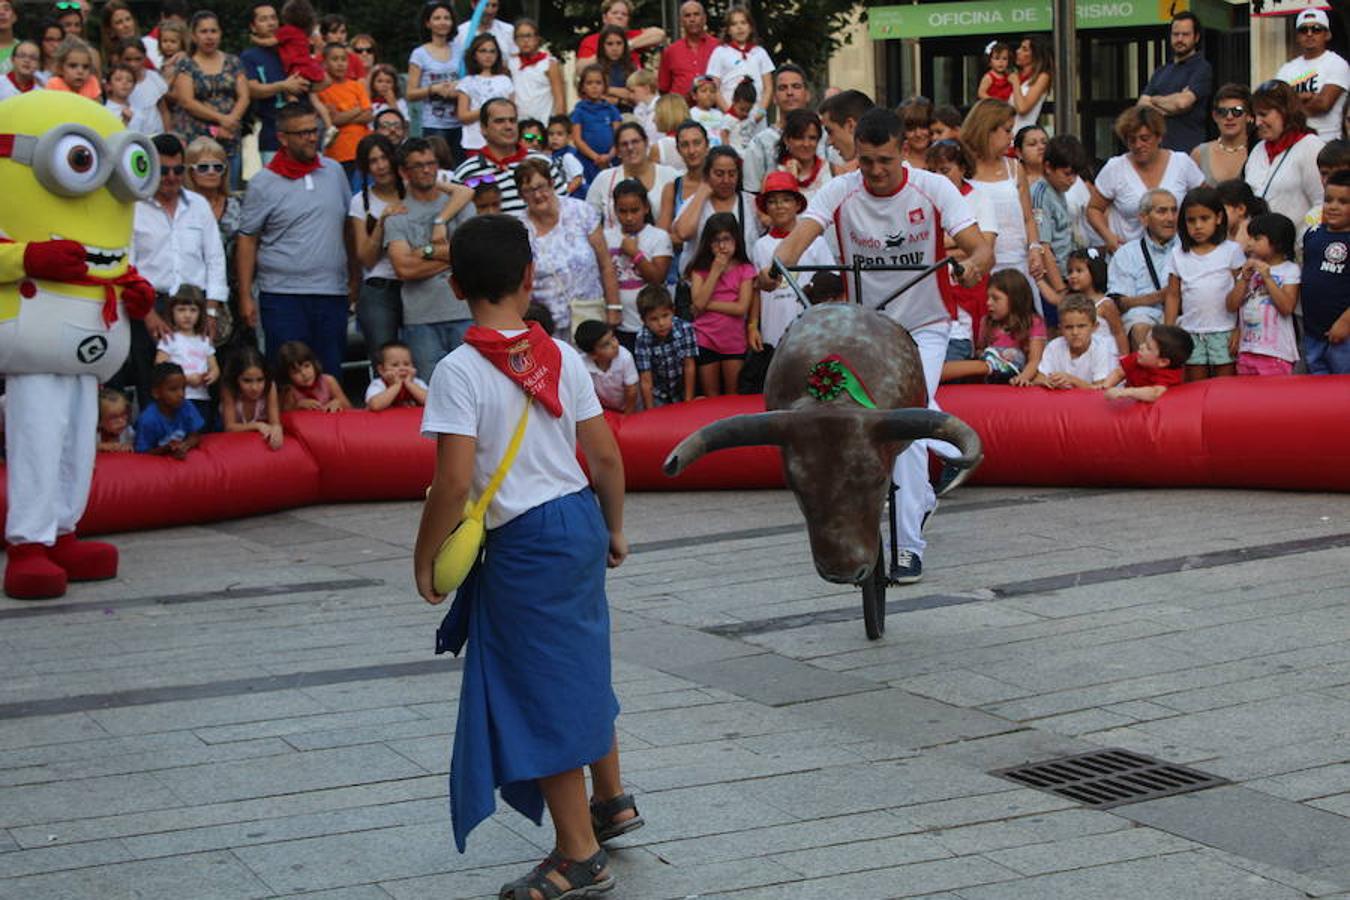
[1296,8,1330,30]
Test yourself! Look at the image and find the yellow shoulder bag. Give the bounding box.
[432,400,530,594]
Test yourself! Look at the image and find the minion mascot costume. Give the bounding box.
[0,92,158,599]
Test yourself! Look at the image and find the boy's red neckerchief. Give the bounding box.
[464,322,564,417]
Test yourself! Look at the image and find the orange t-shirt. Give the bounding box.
[46,75,103,101]
[318,79,370,163]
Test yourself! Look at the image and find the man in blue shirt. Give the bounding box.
[239,2,308,166]
[1138,12,1213,153]
[1107,188,1179,349]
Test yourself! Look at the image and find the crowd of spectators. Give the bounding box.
[1,0,1347,458]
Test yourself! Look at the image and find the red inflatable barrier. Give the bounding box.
[70,431,321,535]
[0,377,1344,536]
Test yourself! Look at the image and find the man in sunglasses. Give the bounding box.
[119,134,227,403]
[1275,8,1349,142]
[1138,11,1212,153]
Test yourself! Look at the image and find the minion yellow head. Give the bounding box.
[0,92,159,280]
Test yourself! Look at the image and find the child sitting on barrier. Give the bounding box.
[634,284,697,408]
[220,345,284,450]
[575,321,638,414]
[277,341,353,412]
[1103,324,1193,402]
[942,269,1046,386]
[1035,294,1116,389]
[135,363,205,459]
[97,388,134,453]
[364,341,429,410]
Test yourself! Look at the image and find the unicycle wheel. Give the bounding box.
[861,543,887,640]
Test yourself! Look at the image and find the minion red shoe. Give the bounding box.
[4,543,67,600]
[47,534,118,582]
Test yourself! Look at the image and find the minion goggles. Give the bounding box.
[0,123,160,201]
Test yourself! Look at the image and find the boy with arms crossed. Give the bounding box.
[414,215,639,898]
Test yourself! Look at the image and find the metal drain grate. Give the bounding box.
[991,748,1229,810]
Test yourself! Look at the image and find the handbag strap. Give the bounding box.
[466,400,530,520]
[1140,237,1162,292]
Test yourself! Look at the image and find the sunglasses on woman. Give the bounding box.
[193,161,226,174]
[352,45,374,53]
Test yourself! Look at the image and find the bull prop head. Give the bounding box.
[662,304,983,586]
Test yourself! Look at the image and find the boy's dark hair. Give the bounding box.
[574,320,611,353]
[152,133,184,158]
[161,0,189,19]
[1178,186,1227,251]
[636,283,674,318]
[473,180,502,199]
[932,103,962,129]
[151,361,184,388]
[548,113,573,130]
[1316,139,1350,171]
[318,12,346,35]
[1150,325,1194,368]
[524,303,555,335]
[280,0,316,31]
[397,136,433,168]
[731,78,757,105]
[1044,134,1087,173]
[1246,212,1297,261]
[804,271,845,304]
[322,42,347,59]
[1329,169,1350,189]
[451,215,532,303]
[819,89,875,126]
[377,340,411,365]
[854,107,904,148]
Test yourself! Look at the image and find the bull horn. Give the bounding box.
[871,409,984,496]
[663,412,795,477]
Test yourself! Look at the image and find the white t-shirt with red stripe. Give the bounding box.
[802,167,976,333]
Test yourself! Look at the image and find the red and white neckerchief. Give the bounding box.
[726,40,754,60]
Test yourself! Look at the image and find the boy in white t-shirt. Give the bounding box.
[575,321,638,413]
[1034,295,1117,389]
[363,340,429,410]
[414,215,637,895]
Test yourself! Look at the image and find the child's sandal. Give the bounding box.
[498,848,614,899]
[590,792,645,843]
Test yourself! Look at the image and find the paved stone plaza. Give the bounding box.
[1,484,1349,899]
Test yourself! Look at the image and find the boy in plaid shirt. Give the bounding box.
[634,285,697,407]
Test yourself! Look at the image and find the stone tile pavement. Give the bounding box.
[1,485,1348,899]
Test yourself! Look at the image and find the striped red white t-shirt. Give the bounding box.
[802,167,976,333]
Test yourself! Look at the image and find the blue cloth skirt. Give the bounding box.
[435,488,619,852]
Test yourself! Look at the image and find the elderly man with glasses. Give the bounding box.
[1275,8,1349,141]
[116,133,227,406]
[236,103,352,376]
